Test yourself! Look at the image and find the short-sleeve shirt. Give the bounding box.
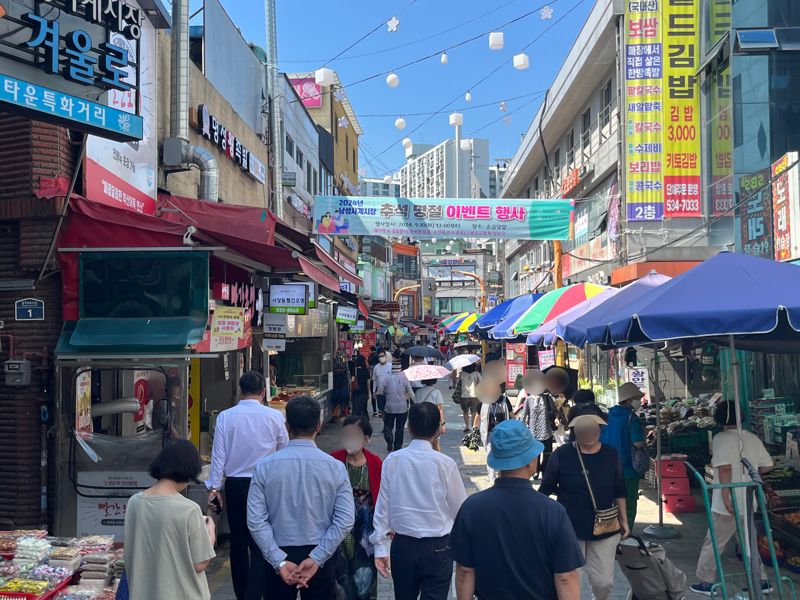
[414,386,444,405]
[599,405,645,478]
[711,429,773,516]
[539,444,626,540]
[450,477,584,600]
[125,493,216,600]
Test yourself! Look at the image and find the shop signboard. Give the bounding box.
[269,284,308,315]
[14,297,44,320]
[84,0,156,215]
[738,169,773,257]
[281,171,297,187]
[132,370,148,433]
[0,0,146,141]
[210,306,245,352]
[537,349,555,371]
[263,313,288,335]
[75,370,92,433]
[262,337,286,352]
[76,471,154,539]
[195,104,266,183]
[371,301,400,312]
[506,343,527,386]
[625,366,651,404]
[772,152,800,262]
[560,168,581,196]
[624,0,664,221]
[297,281,317,309]
[335,306,358,325]
[350,319,366,333]
[662,0,701,218]
[289,77,322,108]
[709,66,733,216]
[312,196,573,240]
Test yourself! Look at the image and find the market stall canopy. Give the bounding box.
[470,293,543,333]
[600,252,800,351]
[489,305,537,341]
[525,287,619,346]
[438,312,470,332]
[447,312,481,334]
[510,283,608,335]
[560,271,671,347]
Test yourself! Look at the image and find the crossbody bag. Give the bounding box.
[574,443,622,537]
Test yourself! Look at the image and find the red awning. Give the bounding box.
[297,256,341,295]
[157,193,276,246]
[358,299,369,319]
[313,242,363,287]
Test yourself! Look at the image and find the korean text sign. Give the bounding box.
[269,284,308,315]
[335,306,358,325]
[772,152,800,262]
[624,0,664,222]
[312,196,573,240]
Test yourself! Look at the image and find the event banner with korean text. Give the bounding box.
[624,0,664,222]
[737,170,773,258]
[662,0,701,218]
[312,196,574,240]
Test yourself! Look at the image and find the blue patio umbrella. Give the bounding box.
[600,252,800,350]
[526,287,619,346]
[470,293,543,333]
[560,272,671,347]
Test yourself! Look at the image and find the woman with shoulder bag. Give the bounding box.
[520,370,557,479]
[539,408,629,600]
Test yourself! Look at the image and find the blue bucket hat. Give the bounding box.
[487,420,545,471]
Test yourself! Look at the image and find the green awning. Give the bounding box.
[56,318,205,357]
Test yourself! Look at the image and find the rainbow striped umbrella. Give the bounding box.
[511,283,609,335]
[444,312,478,334]
[438,312,469,333]
[453,312,480,333]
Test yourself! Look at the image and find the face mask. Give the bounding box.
[631,399,642,411]
[343,438,364,455]
[379,356,387,364]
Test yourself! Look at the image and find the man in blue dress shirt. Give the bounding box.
[247,396,355,599]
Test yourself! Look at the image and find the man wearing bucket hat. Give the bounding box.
[600,382,646,527]
[450,420,584,600]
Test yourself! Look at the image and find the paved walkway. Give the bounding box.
[207,382,787,598]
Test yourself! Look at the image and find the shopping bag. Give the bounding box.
[617,537,686,600]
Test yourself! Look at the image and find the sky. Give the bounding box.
[213,0,595,179]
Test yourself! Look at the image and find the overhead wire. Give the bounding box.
[356,88,548,117]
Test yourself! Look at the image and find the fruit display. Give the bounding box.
[763,466,800,490]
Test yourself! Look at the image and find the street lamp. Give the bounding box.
[449,113,463,198]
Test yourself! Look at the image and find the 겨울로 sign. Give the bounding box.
[312,196,573,240]
[335,306,358,325]
[269,284,308,315]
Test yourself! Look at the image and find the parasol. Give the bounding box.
[453,340,482,351]
[450,312,481,334]
[525,288,620,346]
[438,312,469,332]
[402,346,446,360]
[403,364,451,381]
[444,353,481,371]
[509,283,608,335]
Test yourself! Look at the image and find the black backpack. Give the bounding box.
[487,398,510,433]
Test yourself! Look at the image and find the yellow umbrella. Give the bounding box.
[455,312,480,333]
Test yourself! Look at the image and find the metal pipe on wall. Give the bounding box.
[265,0,283,219]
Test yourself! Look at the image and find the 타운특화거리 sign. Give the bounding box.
[312,196,573,240]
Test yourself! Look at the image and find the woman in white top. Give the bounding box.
[414,379,445,451]
[459,364,482,433]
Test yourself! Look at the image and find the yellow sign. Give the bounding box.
[211,306,245,352]
[662,0,701,218]
[188,359,200,447]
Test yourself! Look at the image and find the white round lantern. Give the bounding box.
[395,117,406,130]
[386,73,400,88]
[402,137,412,149]
[440,52,448,64]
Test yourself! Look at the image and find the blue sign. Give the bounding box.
[488,295,497,303]
[0,74,143,141]
[15,298,45,321]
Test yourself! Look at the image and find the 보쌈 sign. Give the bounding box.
[312,196,573,240]
[335,306,358,325]
[0,0,150,141]
[269,284,308,315]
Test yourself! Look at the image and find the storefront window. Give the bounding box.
[732,0,800,28]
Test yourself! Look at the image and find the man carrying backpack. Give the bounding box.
[475,382,512,483]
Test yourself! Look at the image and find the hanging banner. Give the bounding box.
[709,66,733,216]
[210,306,245,352]
[624,0,664,222]
[772,152,800,262]
[312,196,573,240]
[75,370,92,433]
[662,0,701,218]
[737,170,773,257]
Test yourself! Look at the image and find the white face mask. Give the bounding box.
[379,356,387,364]
[630,399,642,411]
[343,438,364,455]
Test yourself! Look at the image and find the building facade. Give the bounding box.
[400,138,490,198]
[488,163,508,198]
[359,177,401,197]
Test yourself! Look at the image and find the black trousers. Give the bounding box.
[383,411,408,451]
[226,477,267,600]
[263,545,336,600]
[376,394,386,413]
[390,534,452,600]
[352,389,368,416]
[537,438,554,476]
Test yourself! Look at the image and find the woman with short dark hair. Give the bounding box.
[331,416,383,600]
[124,440,216,600]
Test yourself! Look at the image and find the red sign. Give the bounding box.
[85,157,157,215]
[212,283,231,301]
[560,168,581,196]
[371,302,401,312]
[506,343,527,386]
[663,175,702,217]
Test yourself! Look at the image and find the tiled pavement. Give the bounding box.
[208,382,789,598]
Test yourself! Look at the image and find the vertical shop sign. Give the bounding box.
[75,370,92,433]
[772,152,800,262]
[625,367,651,404]
[662,0,701,217]
[710,67,733,216]
[133,370,149,433]
[188,359,200,447]
[738,170,773,257]
[625,0,664,221]
[506,343,527,387]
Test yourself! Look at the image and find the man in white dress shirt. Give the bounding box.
[371,402,468,600]
[206,370,289,600]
